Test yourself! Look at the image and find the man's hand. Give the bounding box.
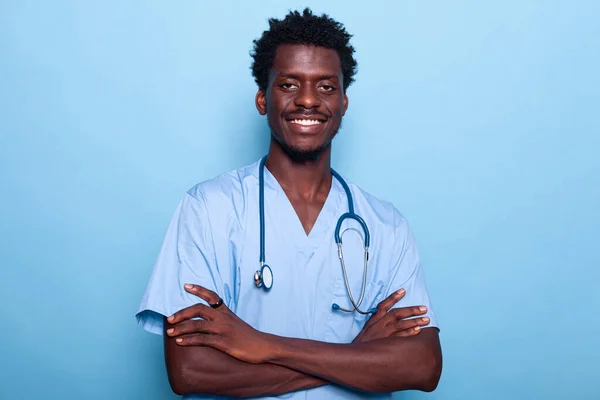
[165,284,439,394]
[166,284,272,364]
[167,284,430,364]
[353,289,430,343]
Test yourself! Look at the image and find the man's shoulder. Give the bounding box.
[345,179,408,230]
[185,160,259,204]
[344,180,416,257]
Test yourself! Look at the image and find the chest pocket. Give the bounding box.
[324,278,386,343]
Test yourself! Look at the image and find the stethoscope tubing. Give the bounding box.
[257,156,373,314]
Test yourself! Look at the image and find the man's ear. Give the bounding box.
[255,89,267,115]
[342,93,349,116]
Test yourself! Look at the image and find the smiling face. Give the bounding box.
[256,44,349,161]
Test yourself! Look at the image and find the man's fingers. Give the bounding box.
[167,303,217,324]
[359,289,405,334]
[174,333,220,347]
[166,319,216,337]
[166,284,229,324]
[392,326,422,337]
[184,284,221,305]
[390,318,431,338]
[395,316,430,331]
[365,289,406,328]
[363,304,429,336]
[376,289,406,315]
[391,305,428,320]
[185,283,234,315]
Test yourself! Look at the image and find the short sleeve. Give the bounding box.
[135,192,226,335]
[386,212,439,330]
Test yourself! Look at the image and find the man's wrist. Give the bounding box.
[261,332,286,363]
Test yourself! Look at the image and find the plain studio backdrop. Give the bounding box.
[1,1,599,399]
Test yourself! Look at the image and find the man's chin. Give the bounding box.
[280,144,328,162]
[268,122,339,162]
[270,132,329,162]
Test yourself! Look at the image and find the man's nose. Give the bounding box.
[294,85,321,109]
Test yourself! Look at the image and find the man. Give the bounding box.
[136,8,442,399]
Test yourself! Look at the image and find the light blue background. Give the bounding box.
[1,1,599,399]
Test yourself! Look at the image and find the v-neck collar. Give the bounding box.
[260,161,344,248]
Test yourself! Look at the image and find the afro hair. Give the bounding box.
[250,8,357,92]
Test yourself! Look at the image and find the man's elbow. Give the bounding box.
[167,359,208,396]
[169,380,189,397]
[167,363,192,396]
[373,350,442,394]
[418,349,442,392]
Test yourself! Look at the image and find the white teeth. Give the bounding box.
[290,119,323,126]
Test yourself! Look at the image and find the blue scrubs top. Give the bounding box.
[136,159,438,400]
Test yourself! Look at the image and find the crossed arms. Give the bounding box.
[163,284,442,397]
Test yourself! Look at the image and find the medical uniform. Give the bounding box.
[136,159,438,399]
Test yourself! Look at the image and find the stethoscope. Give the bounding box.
[253,156,375,315]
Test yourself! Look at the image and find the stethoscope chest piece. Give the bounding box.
[254,264,273,290]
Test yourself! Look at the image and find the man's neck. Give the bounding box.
[264,141,332,202]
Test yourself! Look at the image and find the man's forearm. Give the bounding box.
[164,321,328,397]
[264,328,442,393]
[165,286,441,395]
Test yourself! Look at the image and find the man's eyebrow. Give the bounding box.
[278,73,300,80]
[278,73,340,81]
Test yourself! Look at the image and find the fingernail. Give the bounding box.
[419,306,427,312]
[396,289,405,295]
[167,328,174,335]
[184,284,193,290]
[414,326,421,331]
[167,315,174,322]
[422,317,430,323]
[176,338,183,343]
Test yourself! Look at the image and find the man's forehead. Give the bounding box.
[271,44,343,78]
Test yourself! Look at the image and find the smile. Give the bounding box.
[289,119,324,126]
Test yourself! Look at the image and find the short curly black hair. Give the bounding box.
[250,8,357,92]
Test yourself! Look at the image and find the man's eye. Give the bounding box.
[280,83,298,90]
[319,85,336,92]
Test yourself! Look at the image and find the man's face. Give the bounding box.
[256,44,349,161]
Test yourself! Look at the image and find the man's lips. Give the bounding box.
[285,111,328,126]
[285,110,328,122]
[284,115,328,134]
[287,118,325,126]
